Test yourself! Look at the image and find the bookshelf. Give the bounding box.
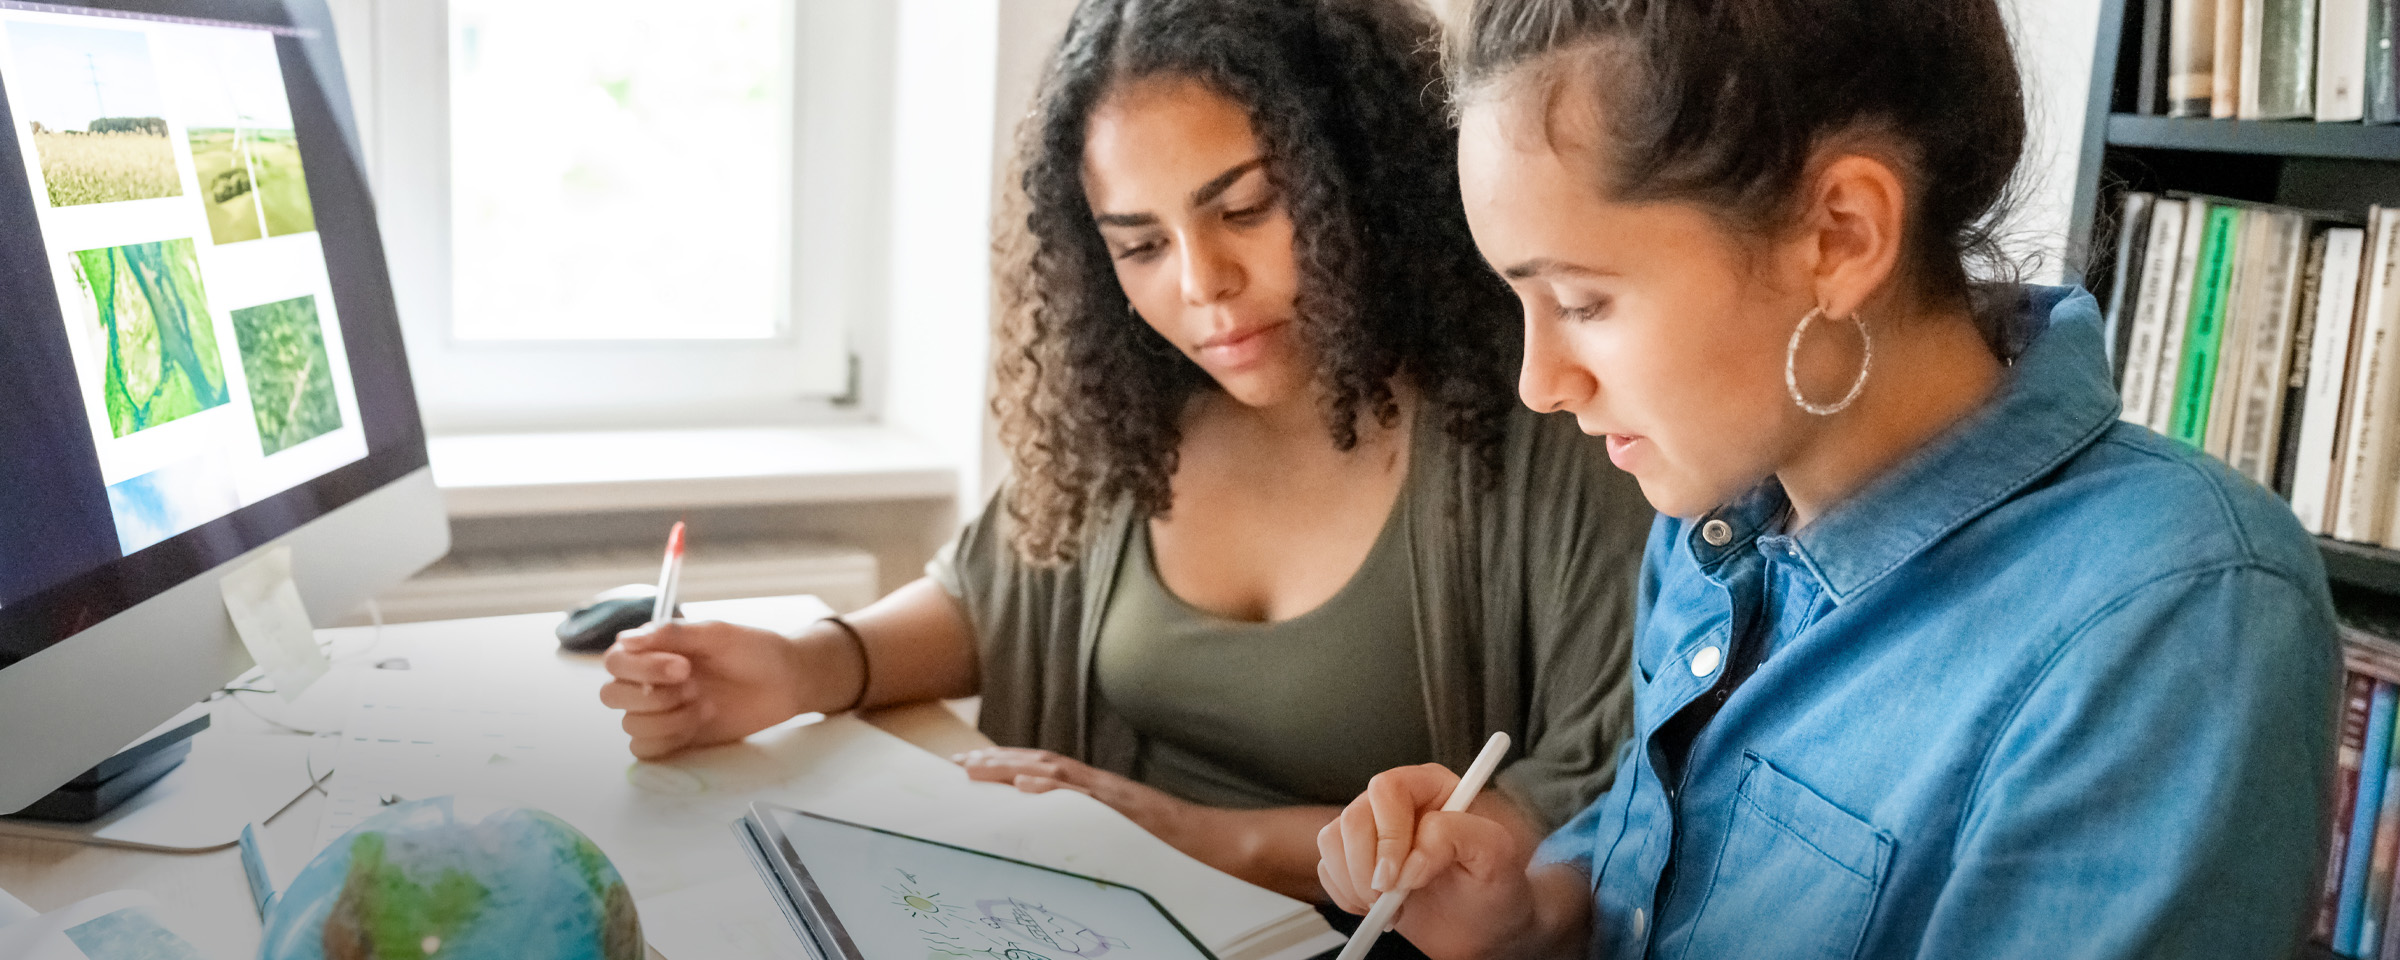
[2070,4,2400,958]
[2070,0,2400,622]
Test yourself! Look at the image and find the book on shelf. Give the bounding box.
[2340,679,2397,952]
[2122,197,2191,429]
[2271,230,2328,498]
[2322,672,2378,945]
[2373,0,2400,123]
[2292,227,2367,532]
[2226,210,2309,481]
[2103,192,2157,377]
[2202,209,2264,458]
[2152,200,2217,432]
[2168,204,2243,446]
[2326,0,2371,120]
[2241,0,2316,119]
[2214,0,2246,117]
[2371,738,2400,958]
[2336,208,2400,543]
[2139,0,2172,114]
[2170,0,2221,117]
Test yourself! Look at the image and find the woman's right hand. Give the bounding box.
[598,619,860,760]
[1316,764,1567,960]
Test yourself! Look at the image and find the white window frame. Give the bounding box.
[324,0,894,434]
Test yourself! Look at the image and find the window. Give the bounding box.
[335,0,889,433]
[450,0,787,341]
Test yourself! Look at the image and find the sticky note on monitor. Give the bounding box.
[218,546,328,701]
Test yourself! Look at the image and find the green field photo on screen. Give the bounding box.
[190,126,315,244]
[5,21,185,206]
[231,294,340,455]
[73,238,229,438]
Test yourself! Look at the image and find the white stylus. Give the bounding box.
[1332,731,1511,960]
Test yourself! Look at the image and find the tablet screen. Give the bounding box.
[764,807,1218,960]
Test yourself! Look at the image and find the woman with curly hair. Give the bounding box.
[598,0,1651,921]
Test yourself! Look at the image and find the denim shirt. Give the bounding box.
[1537,286,2340,959]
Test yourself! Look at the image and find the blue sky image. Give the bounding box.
[106,458,238,555]
[6,21,166,131]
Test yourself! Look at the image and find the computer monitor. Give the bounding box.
[0,0,447,814]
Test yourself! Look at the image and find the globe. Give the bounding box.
[260,797,642,960]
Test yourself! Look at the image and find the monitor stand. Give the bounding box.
[0,699,322,851]
[1,708,211,823]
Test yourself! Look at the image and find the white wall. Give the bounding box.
[2003,0,2107,283]
[882,0,1078,511]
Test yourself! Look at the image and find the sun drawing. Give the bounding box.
[888,869,955,924]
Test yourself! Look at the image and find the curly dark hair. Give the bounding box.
[993,0,1520,565]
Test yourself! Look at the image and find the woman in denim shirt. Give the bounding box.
[1316,0,2341,957]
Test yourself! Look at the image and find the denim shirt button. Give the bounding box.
[1691,645,1723,678]
[1702,519,1733,546]
[1632,907,1647,939]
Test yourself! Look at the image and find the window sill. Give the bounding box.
[428,425,959,519]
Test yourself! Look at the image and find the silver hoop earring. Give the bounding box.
[1785,307,1872,416]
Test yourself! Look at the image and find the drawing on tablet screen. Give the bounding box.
[886,869,1128,959]
[976,898,1128,957]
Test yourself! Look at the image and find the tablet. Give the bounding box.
[735,802,1220,960]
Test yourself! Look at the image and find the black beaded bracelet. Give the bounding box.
[819,616,872,713]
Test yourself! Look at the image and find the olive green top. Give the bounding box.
[1093,482,1430,809]
[930,404,1653,833]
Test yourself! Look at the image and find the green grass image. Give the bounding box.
[72,238,228,438]
[32,124,182,206]
[189,127,315,245]
[231,295,341,455]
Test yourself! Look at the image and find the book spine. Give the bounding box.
[2338,681,2397,953]
[2320,672,2377,944]
[2294,228,2368,528]
[2205,210,2263,460]
[2340,209,2400,543]
[2368,742,2400,951]
[2213,0,2245,117]
[2325,220,2382,532]
[2171,0,2222,117]
[2277,231,2331,499]
[2252,0,2316,117]
[2230,213,2307,483]
[2374,0,2400,123]
[2325,0,2371,121]
[2104,193,2157,380]
[2124,200,2192,428]
[2170,205,2244,446]
[2140,0,2172,114]
[2152,200,2218,433]
[2240,0,2266,116]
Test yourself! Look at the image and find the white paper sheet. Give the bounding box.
[0,886,31,926]
[217,547,328,702]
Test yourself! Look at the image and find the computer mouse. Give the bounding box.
[557,584,680,653]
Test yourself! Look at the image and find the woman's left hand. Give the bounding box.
[953,747,1219,847]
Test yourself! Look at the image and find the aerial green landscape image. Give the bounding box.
[231,294,342,455]
[181,28,315,243]
[73,238,229,438]
[6,21,184,206]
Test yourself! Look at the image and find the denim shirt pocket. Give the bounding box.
[1679,753,1895,960]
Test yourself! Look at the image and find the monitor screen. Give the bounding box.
[0,0,424,668]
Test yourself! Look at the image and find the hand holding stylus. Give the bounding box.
[1319,733,1511,960]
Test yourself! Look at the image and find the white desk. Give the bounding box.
[0,595,991,959]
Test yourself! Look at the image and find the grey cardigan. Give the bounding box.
[931,405,1651,831]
